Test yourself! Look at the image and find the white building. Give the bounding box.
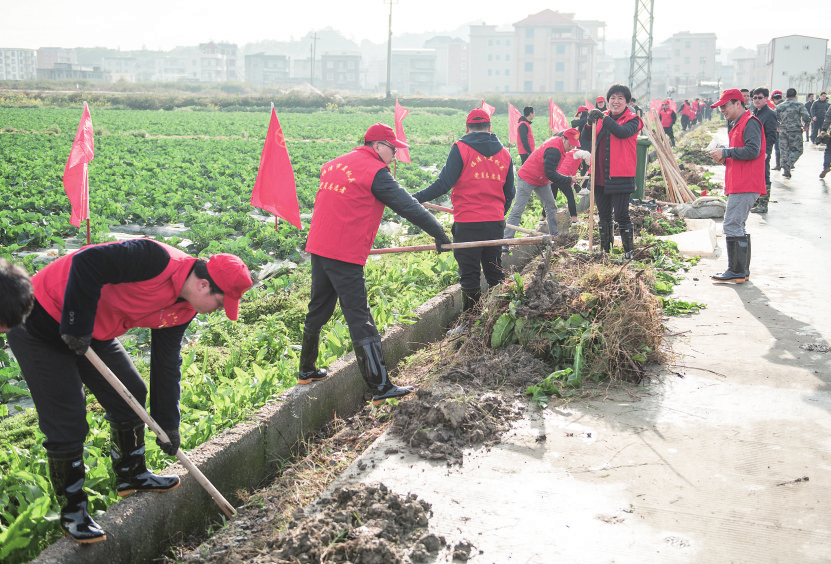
[767,35,828,94]
[0,48,37,80]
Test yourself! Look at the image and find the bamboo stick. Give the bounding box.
[85,349,236,519]
[588,122,597,250]
[369,235,551,255]
[421,201,545,236]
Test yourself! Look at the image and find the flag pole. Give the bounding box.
[588,123,597,251]
[86,219,90,246]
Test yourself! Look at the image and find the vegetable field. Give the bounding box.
[2,103,549,563]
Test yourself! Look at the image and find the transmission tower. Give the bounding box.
[628,0,654,103]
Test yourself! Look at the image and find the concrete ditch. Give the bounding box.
[31,245,541,564]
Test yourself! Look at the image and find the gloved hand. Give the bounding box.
[573,150,592,163]
[156,428,181,456]
[818,131,830,145]
[588,109,605,124]
[435,233,451,253]
[61,333,91,356]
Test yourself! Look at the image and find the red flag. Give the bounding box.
[585,99,595,111]
[63,102,94,228]
[508,103,521,144]
[394,100,411,164]
[481,99,495,117]
[251,107,302,230]
[548,99,568,133]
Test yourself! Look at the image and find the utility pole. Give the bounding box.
[310,32,319,87]
[384,0,398,98]
[628,0,654,104]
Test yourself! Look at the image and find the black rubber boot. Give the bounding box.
[598,222,614,253]
[620,223,635,260]
[711,237,747,283]
[297,330,328,384]
[111,421,180,497]
[48,449,107,544]
[783,165,791,178]
[462,287,482,313]
[353,337,413,405]
[773,152,781,170]
[744,233,751,280]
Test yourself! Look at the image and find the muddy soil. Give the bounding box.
[176,247,667,563]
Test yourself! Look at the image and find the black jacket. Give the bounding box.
[753,104,778,156]
[812,99,830,120]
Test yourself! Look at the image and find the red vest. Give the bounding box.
[451,142,511,222]
[725,111,766,195]
[659,108,674,127]
[596,108,643,177]
[305,145,388,265]
[517,120,535,155]
[518,136,567,186]
[557,149,581,176]
[682,103,695,119]
[32,241,198,340]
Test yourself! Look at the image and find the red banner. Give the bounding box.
[394,100,411,163]
[63,102,95,228]
[251,107,302,230]
[585,99,596,111]
[548,99,568,133]
[481,99,496,117]
[508,103,520,144]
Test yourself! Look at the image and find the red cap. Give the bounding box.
[466,108,491,124]
[575,105,588,116]
[562,128,580,147]
[206,254,253,321]
[364,123,409,149]
[710,88,744,108]
[596,96,605,103]
[663,99,671,104]
[771,90,783,98]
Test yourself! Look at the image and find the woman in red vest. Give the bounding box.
[6,240,253,543]
[708,89,766,282]
[658,100,677,147]
[584,84,644,259]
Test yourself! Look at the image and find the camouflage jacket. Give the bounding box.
[823,104,831,132]
[775,99,810,132]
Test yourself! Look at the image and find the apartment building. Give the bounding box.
[36,47,77,69]
[665,31,717,97]
[0,48,37,80]
[199,42,241,81]
[319,51,361,91]
[423,36,469,96]
[767,35,828,93]
[245,53,291,87]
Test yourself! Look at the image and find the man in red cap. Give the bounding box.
[658,100,677,147]
[571,106,590,137]
[300,123,451,402]
[6,239,253,543]
[708,88,766,283]
[517,106,535,164]
[412,109,514,323]
[503,127,581,243]
[595,96,608,112]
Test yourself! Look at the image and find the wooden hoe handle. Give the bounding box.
[84,349,236,519]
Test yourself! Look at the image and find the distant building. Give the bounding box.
[767,35,828,94]
[199,42,241,81]
[0,48,37,80]
[293,57,323,86]
[36,47,77,69]
[469,10,597,95]
[154,57,191,82]
[665,31,717,97]
[320,51,361,91]
[424,36,469,96]
[37,63,106,81]
[389,49,437,95]
[101,56,138,82]
[245,53,291,87]
[468,24,513,94]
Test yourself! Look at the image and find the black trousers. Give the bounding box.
[595,185,632,225]
[8,319,147,453]
[519,153,530,165]
[304,254,378,342]
[550,180,577,217]
[452,221,506,290]
[663,126,675,146]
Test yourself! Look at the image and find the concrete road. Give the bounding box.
[325,141,831,563]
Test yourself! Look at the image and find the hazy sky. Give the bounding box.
[3,0,829,53]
